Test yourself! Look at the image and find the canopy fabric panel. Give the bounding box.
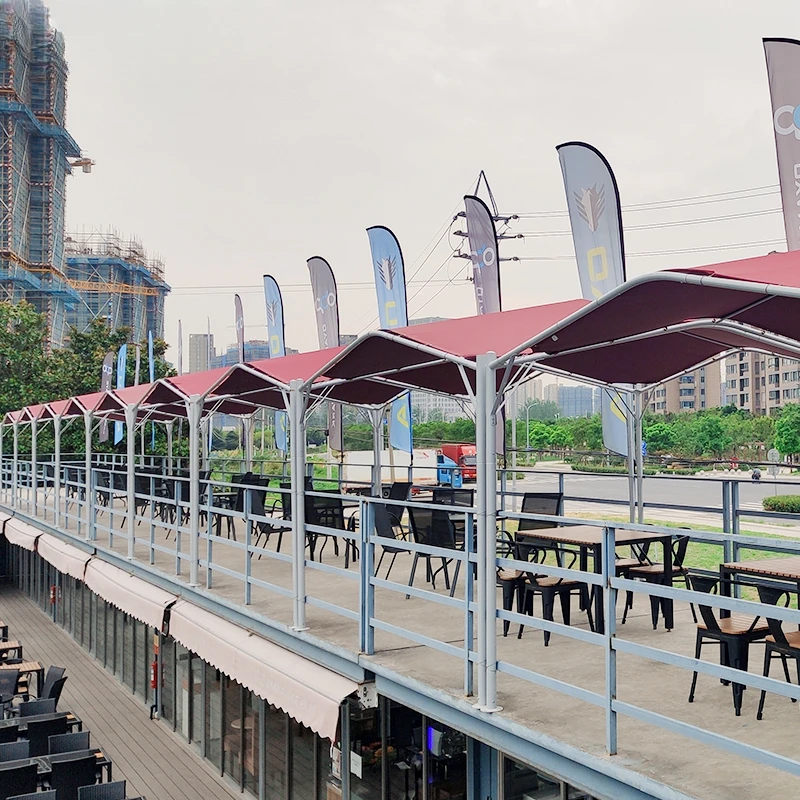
[84,560,177,630]
[4,519,41,551]
[37,534,91,581]
[168,601,357,740]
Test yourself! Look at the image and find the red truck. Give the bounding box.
[439,444,477,482]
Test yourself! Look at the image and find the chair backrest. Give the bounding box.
[687,574,722,634]
[387,482,411,501]
[0,741,28,762]
[373,504,399,543]
[757,585,792,648]
[519,493,563,531]
[78,781,127,800]
[0,725,19,746]
[672,535,690,569]
[0,762,38,800]
[19,698,55,717]
[311,494,346,530]
[49,730,90,755]
[25,716,68,757]
[48,753,98,800]
[40,667,66,701]
[10,790,56,800]
[0,671,19,698]
[230,472,254,512]
[278,482,293,519]
[408,507,456,550]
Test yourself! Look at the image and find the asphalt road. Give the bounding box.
[506,468,797,516]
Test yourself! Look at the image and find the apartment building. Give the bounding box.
[649,366,721,414]
[723,352,800,415]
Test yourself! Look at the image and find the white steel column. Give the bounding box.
[473,355,488,709]
[201,417,209,470]
[166,421,174,474]
[483,353,501,712]
[245,415,255,472]
[289,380,308,630]
[30,418,37,516]
[11,420,18,510]
[125,405,137,560]
[635,388,644,525]
[53,415,62,528]
[0,421,4,505]
[186,396,201,586]
[371,408,383,497]
[626,395,636,523]
[83,411,93,536]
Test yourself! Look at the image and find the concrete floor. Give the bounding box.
[10,490,800,800]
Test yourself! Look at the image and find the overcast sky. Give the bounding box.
[48,0,797,365]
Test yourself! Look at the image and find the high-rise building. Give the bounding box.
[210,340,298,369]
[516,378,542,406]
[649,366,722,414]
[0,0,90,346]
[557,385,594,417]
[543,383,559,404]
[723,352,800,415]
[64,230,169,342]
[188,332,214,373]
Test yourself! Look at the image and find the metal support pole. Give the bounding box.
[126,406,137,560]
[625,393,635,523]
[140,422,146,465]
[603,525,618,754]
[186,396,201,586]
[510,388,517,512]
[166,421,174,474]
[201,417,209,471]
[30,418,37,517]
[83,411,93,538]
[635,388,644,525]
[0,421,5,506]
[371,408,382,497]
[289,381,308,630]
[483,353,501,712]
[11,421,18,510]
[54,416,62,528]
[245,415,255,472]
[473,356,488,710]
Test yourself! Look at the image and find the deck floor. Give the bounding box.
[0,586,240,800]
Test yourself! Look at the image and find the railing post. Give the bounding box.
[126,405,137,560]
[290,380,308,631]
[359,499,375,655]
[186,395,201,586]
[89,468,97,541]
[244,485,252,605]
[53,416,62,529]
[603,524,618,755]
[83,411,93,537]
[464,510,474,697]
[722,480,733,566]
[474,355,488,710]
[730,479,741,598]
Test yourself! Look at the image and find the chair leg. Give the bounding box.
[376,550,386,576]
[647,581,660,630]
[517,588,533,640]
[621,590,632,624]
[449,560,461,599]
[688,631,703,703]
[406,554,420,599]
[501,580,516,637]
[385,552,398,582]
[559,589,571,627]
[542,590,555,647]
[757,645,772,720]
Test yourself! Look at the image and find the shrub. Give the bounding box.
[762,495,800,514]
[571,464,657,476]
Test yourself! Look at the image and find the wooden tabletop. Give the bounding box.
[0,660,40,674]
[723,556,800,581]
[0,640,21,651]
[515,524,670,547]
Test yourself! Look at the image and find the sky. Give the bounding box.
[47,0,797,371]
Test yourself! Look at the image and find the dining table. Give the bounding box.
[0,641,22,660]
[514,524,675,634]
[0,661,43,695]
[720,556,800,604]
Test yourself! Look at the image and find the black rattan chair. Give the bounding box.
[407,506,462,597]
[18,697,55,717]
[0,762,38,800]
[26,716,68,757]
[47,753,98,800]
[9,791,56,800]
[78,781,127,800]
[0,741,27,763]
[49,731,90,754]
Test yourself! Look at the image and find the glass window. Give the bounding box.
[387,701,423,800]
[425,720,466,800]
[161,637,175,726]
[134,621,147,701]
[122,613,134,690]
[264,703,287,798]
[222,676,243,785]
[290,718,316,800]
[189,654,203,753]
[349,704,382,799]
[205,667,222,770]
[242,690,259,795]
[503,756,599,799]
[175,643,190,740]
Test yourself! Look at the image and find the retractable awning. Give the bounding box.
[168,601,358,740]
[84,560,177,630]
[4,519,41,551]
[37,534,91,581]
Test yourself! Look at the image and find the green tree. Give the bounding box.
[643,421,676,453]
[527,421,552,450]
[522,399,559,422]
[775,403,800,457]
[0,301,49,413]
[548,425,574,451]
[691,414,731,458]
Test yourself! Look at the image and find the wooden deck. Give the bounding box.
[0,587,239,800]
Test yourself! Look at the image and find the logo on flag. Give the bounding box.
[574,185,606,232]
[774,104,800,138]
[376,256,397,290]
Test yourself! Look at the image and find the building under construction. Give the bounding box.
[0,0,89,346]
[64,229,169,342]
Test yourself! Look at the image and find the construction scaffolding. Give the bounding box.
[0,0,83,346]
[64,228,169,342]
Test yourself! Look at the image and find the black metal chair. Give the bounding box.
[18,697,55,717]
[374,503,406,580]
[407,507,462,597]
[26,715,68,757]
[0,726,18,746]
[78,782,127,800]
[247,478,290,554]
[0,671,19,716]
[38,667,66,703]
[0,762,38,800]
[513,492,564,563]
[47,753,98,800]
[623,535,692,629]
[0,741,27,763]
[687,574,770,716]
[432,488,474,507]
[49,730,90,754]
[755,585,800,721]
[516,544,594,646]
[78,781,127,800]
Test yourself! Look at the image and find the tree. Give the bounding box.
[527,421,552,450]
[691,414,731,458]
[548,425,574,450]
[643,421,676,453]
[522,399,559,423]
[775,403,800,457]
[0,301,49,413]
